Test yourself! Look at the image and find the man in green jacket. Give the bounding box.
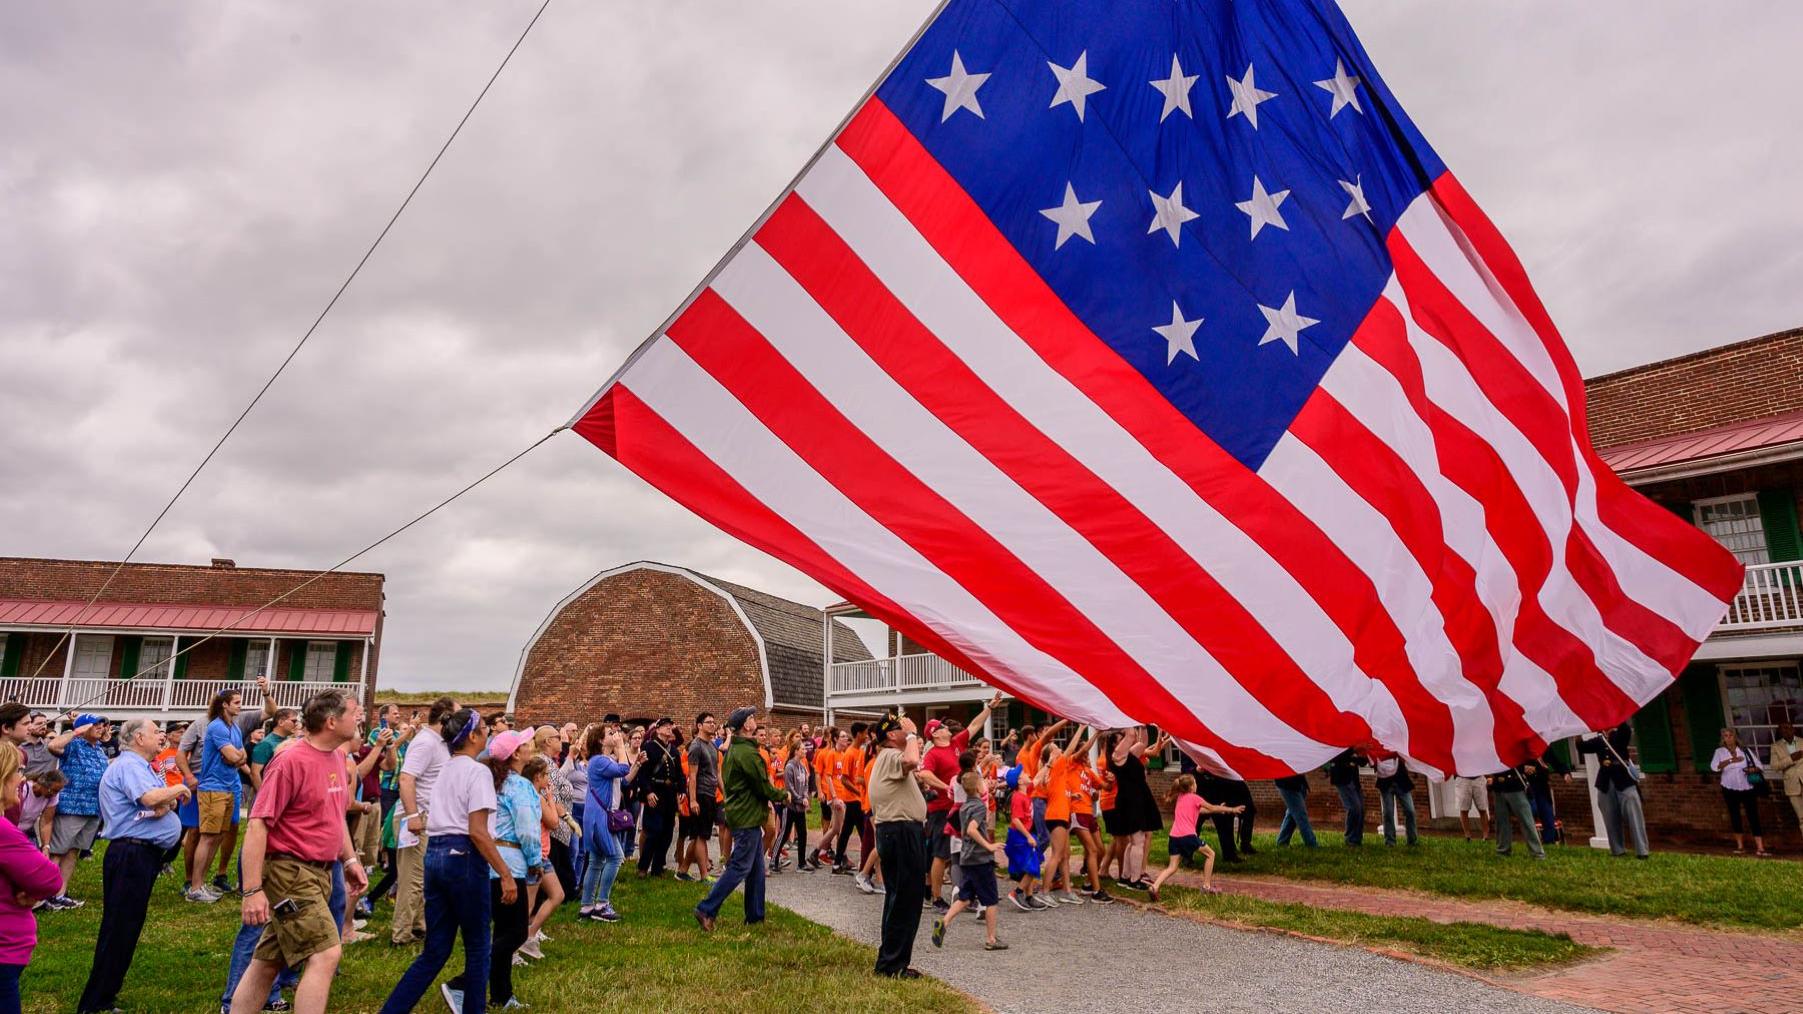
[694,707,787,931]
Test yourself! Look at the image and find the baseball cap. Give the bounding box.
[488,730,529,761]
[724,707,756,731]
[72,714,105,730]
[923,719,944,737]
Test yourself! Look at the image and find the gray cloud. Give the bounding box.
[4,1,1799,691]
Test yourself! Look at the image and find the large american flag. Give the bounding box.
[570,0,1743,777]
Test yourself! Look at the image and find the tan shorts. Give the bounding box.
[1452,777,1489,814]
[198,791,238,834]
[254,856,340,969]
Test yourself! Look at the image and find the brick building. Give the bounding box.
[0,556,385,723]
[507,561,873,727]
[823,327,1803,848]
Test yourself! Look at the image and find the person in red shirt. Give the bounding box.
[920,693,1002,908]
[227,690,369,1014]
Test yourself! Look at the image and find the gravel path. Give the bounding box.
[764,872,1596,1014]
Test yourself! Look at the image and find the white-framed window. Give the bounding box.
[137,637,174,679]
[72,635,114,679]
[303,641,337,682]
[1693,494,1769,565]
[1721,661,1802,757]
[244,641,271,682]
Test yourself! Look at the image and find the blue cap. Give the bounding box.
[72,714,105,729]
[1005,765,1022,791]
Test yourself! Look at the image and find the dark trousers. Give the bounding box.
[380,834,493,1014]
[0,962,19,1014]
[874,820,927,976]
[77,838,163,1013]
[637,799,677,874]
[835,801,866,865]
[697,826,767,922]
[1528,782,1560,843]
[468,877,527,1005]
[550,837,577,901]
[780,805,808,858]
[1724,787,1763,836]
[1337,782,1365,844]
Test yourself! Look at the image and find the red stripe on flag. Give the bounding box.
[1386,236,1701,678]
[834,98,1456,771]
[1353,299,1640,729]
[597,384,1043,709]
[662,290,1284,776]
[754,193,1378,755]
[1428,175,1744,604]
[1289,385,1547,763]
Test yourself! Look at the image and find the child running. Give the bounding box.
[1002,767,1048,910]
[933,770,1008,951]
[1149,773,1243,901]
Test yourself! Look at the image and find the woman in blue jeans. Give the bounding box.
[579,725,639,922]
[380,710,513,1014]
[1273,773,1319,847]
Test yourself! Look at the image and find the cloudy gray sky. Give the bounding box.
[4,1,1799,692]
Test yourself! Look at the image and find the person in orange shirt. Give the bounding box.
[1040,726,1093,903]
[1071,748,1112,901]
[812,728,840,867]
[831,725,869,873]
[853,745,883,892]
[1018,719,1067,860]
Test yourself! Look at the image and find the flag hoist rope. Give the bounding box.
[55,428,563,715]
[28,0,556,681]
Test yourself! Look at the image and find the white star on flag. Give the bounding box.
[1040,182,1103,249]
[1314,59,1364,118]
[1339,175,1373,222]
[1258,291,1320,354]
[1153,301,1203,364]
[1147,182,1200,247]
[1048,52,1106,122]
[1225,63,1277,128]
[1149,54,1198,122]
[927,51,990,122]
[1235,175,1290,239]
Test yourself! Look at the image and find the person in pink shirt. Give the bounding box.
[14,770,63,851]
[1149,774,1242,901]
[0,740,65,1012]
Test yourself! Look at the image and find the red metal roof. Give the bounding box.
[0,599,377,637]
[1599,408,1803,475]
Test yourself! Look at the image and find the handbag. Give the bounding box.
[590,781,637,835]
[1746,759,1770,796]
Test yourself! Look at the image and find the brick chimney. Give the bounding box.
[210,558,236,569]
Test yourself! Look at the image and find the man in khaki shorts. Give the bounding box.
[1451,775,1490,841]
[228,689,369,1014]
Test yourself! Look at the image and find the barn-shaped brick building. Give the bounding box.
[507,561,873,727]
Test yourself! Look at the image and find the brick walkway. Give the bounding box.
[1162,871,1803,1014]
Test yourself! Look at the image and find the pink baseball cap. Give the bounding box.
[488,730,529,761]
[924,719,944,737]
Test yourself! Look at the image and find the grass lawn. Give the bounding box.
[24,846,974,1014]
[1152,884,1600,970]
[1139,829,1803,932]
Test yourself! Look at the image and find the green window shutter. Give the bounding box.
[1757,489,1801,562]
[173,649,189,680]
[1679,667,1727,773]
[116,636,142,680]
[1545,737,1572,768]
[1,633,23,678]
[1631,693,1677,773]
[227,640,247,681]
[333,641,353,683]
[1663,498,1694,522]
[288,641,307,682]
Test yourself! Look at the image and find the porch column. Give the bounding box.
[1582,753,1611,850]
[159,635,179,713]
[268,636,278,683]
[359,636,370,698]
[822,611,834,729]
[57,632,78,714]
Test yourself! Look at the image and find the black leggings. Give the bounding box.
[779,806,808,857]
[836,802,866,864]
[1724,788,1763,836]
[368,845,399,902]
[488,877,529,1004]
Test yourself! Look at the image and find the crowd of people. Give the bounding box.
[0,683,1798,1013]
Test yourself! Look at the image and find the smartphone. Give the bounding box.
[272,897,301,919]
[379,718,389,731]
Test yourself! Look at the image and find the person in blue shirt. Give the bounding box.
[189,690,250,903]
[75,718,191,1014]
[45,713,111,909]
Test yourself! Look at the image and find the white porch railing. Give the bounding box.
[829,652,984,697]
[1720,560,1803,631]
[0,675,364,716]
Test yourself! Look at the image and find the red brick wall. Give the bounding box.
[0,557,384,612]
[513,567,767,728]
[1585,327,1803,450]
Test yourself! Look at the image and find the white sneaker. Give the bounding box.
[855,873,880,895]
[534,930,551,943]
[1058,890,1085,905]
[511,952,528,967]
[184,886,221,904]
[517,937,544,960]
[440,982,463,1014]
